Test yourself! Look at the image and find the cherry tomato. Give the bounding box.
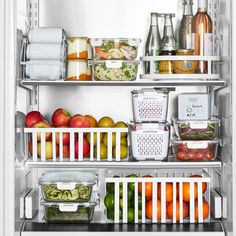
[186,151,195,160]
[191,149,198,154]
[201,148,208,154]
[196,152,204,160]
[205,151,214,160]
[179,144,188,152]
[177,151,186,160]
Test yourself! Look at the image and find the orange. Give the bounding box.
[194,200,210,220]
[182,182,198,202]
[167,200,189,221]
[138,175,153,198]
[157,183,173,203]
[190,175,207,193]
[146,199,162,220]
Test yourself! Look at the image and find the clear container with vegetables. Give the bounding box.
[42,192,99,223]
[39,171,97,202]
[90,60,139,81]
[173,118,220,140]
[90,38,141,60]
[172,139,220,161]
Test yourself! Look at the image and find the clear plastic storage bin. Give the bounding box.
[39,171,97,202]
[173,118,220,140]
[132,88,169,122]
[42,193,99,223]
[90,38,141,60]
[90,60,139,81]
[130,122,170,160]
[172,139,220,161]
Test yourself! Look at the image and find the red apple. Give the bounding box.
[25,111,43,127]
[74,138,90,158]
[85,115,97,127]
[63,145,70,158]
[51,108,72,127]
[32,120,52,141]
[69,114,91,128]
[55,126,70,145]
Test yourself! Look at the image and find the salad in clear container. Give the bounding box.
[90,38,141,60]
[90,60,139,81]
[39,171,97,202]
[173,118,220,140]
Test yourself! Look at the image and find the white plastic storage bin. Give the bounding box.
[132,88,169,122]
[130,122,170,160]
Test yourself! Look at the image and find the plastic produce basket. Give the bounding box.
[172,139,220,161]
[42,192,99,223]
[132,88,169,122]
[130,122,170,160]
[39,171,97,202]
[172,118,220,140]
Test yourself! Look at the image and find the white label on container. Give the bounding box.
[57,182,76,190]
[204,33,213,56]
[189,121,208,129]
[187,141,208,149]
[59,204,78,212]
[105,61,122,68]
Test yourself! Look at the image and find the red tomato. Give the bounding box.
[191,149,198,154]
[196,152,204,160]
[177,151,186,160]
[201,148,208,154]
[179,144,188,152]
[186,151,195,160]
[205,151,214,160]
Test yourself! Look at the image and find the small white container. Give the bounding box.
[132,88,169,122]
[130,122,170,160]
[67,36,88,59]
[25,60,65,80]
[66,59,91,81]
[178,93,211,120]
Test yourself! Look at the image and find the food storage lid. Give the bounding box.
[171,138,220,146]
[41,192,99,210]
[132,88,171,95]
[90,38,141,47]
[39,171,97,185]
[89,60,139,68]
[130,121,170,127]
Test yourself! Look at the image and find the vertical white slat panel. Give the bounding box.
[189,181,195,223]
[134,181,139,223]
[32,132,37,161]
[52,132,56,161]
[107,132,112,161]
[115,132,121,161]
[114,181,120,223]
[41,132,46,161]
[179,182,183,223]
[197,182,203,223]
[90,132,94,161]
[70,132,75,161]
[173,182,176,223]
[208,60,211,74]
[25,133,29,159]
[152,180,157,223]
[161,182,166,223]
[59,132,63,161]
[122,181,128,223]
[142,181,146,223]
[96,132,100,161]
[78,132,83,161]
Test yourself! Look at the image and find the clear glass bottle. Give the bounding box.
[159,14,177,74]
[144,13,161,74]
[192,0,213,73]
[179,0,193,49]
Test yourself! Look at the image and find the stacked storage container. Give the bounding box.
[39,171,99,223]
[172,93,221,161]
[130,88,171,160]
[90,38,141,81]
[25,27,66,80]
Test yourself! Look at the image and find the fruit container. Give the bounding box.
[66,59,92,81]
[90,38,141,60]
[132,88,169,122]
[172,139,220,161]
[42,192,99,223]
[173,118,220,140]
[90,60,139,81]
[67,36,89,59]
[39,171,97,202]
[130,122,170,160]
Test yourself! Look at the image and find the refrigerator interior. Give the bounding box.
[14,0,233,235]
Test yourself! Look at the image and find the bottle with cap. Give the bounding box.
[144,12,161,74]
[192,0,213,73]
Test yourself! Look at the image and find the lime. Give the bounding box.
[128,208,135,223]
[138,194,142,209]
[138,210,142,219]
[104,193,114,210]
[98,116,114,128]
[106,208,122,220]
[114,121,128,137]
[126,174,138,191]
[106,183,114,193]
